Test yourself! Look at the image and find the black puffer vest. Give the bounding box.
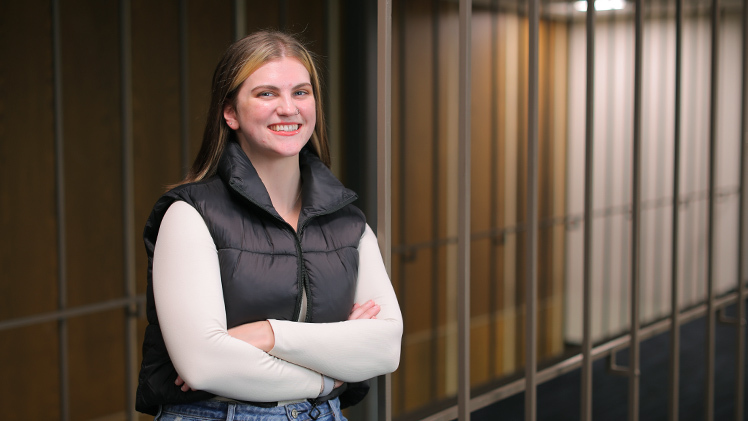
[135,142,367,415]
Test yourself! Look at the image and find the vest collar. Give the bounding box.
[217,141,358,223]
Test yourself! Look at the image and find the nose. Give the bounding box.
[277,94,297,116]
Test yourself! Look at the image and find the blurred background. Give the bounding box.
[1,0,746,420]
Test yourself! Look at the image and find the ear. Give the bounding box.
[223,104,237,128]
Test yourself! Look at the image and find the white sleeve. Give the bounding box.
[153,201,322,402]
[268,224,403,382]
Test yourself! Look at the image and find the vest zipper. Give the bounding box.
[293,235,312,323]
[228,178,357,324]
[291,200,355,323]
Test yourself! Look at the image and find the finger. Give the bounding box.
[175,376,184,386]
[348,302,369,319]
[348,300,376,320]
[347,303,360,320]
[359,304,380,319]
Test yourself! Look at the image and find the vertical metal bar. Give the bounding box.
[51,1,69,419]
[736,3,748,420]
[430,0,441,402]
[395,0,407,413]
[488,0,499,380]
[669,1,683,420]
[630,0,643,419]
[457,0,471,419]
[705,0,720,419]
[120,1,137,419]
[179,0,190,175]
[525,0,539,420]
[581,1,595,420]
[233,0,246,40]
[376,1,392,420]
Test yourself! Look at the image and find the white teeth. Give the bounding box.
[270,124,299,132]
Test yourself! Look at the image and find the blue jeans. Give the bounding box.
[154,398,347,421]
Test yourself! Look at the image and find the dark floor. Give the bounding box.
[470,302,748,421]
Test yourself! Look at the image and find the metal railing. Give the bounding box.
[376,0,748,420]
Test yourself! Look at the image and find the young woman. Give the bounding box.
[136,31,402,421]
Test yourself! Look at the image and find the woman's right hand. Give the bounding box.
[175,375,195,392]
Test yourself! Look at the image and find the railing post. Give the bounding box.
[377,1,393,420]
[581,1,595,420]
[51,0,69,419]
[526,0,539,420]
[705,1,720,419]
[669,1,683,420]
[630,0,643,419]
[736,3,748,420]
[458,0,472,419]
[119,0,138,419]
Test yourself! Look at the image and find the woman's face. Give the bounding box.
[224,57,316,164]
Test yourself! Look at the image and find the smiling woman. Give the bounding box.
[223,57,317,226]
[224,57,316,204]
[135,31,403,421]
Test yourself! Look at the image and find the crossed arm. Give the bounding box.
[154,201,403,402]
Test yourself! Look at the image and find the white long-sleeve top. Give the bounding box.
[153,200,403,403]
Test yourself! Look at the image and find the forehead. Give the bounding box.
[246,57,311,86]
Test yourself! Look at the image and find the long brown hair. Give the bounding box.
[180,31,330,185]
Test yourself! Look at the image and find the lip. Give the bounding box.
[268,123,302,136]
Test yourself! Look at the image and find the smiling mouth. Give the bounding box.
[268,124,300,132]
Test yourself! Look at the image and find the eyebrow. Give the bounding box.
[250,83,313,92]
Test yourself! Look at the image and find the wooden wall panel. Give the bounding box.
[132,0,182,296]
[70,312,127,419]
[287,0,327,56]
[245,4,281,34]
[59,1,126,419]
[0,325,60,420]
[547,21,568,357]
[131,6,184,410]
[0,0,57,320]
[186,1,233,161]
[61,0,123,307]
[400,0,436,247]
[471,11,494,322]
[0,1,59,418]
[391,0,444,415]
[0,0,56,418]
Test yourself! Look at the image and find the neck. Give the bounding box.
[248,154,302,216]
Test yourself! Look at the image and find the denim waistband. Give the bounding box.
[158,398,343,421]
[212,396,308,407]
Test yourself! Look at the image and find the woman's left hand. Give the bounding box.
[348,300,380,320]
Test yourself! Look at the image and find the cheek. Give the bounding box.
[303,105,317,125]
